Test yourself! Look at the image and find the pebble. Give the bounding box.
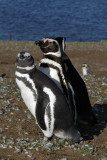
[58,158,68,160]
[15,147,22,153]
[0,109,5,115]
[16,126,22,130]
[27,154,32,158]
[27,114,32,120]
[0,77,107,158]
[100,158,107,160]
[0,77,3,81]
[43,142,53,150]
[104,152,107,157]
[36,147,39,151]
[71,145,75,149]
[10,112,14,115]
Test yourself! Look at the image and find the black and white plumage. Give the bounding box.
[15,51,81,143]
[35,37,96,125]
[35,38,67,92]
[57,37,96,125]
[82,63,93,76]
[35,38,77,124]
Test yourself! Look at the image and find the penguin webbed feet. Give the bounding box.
[72,136,83,144]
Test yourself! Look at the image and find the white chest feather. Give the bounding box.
[40,66,63,91]
[16,78,36,118]
[49,68,63,91]
[82,67,87,76]
[39,58,67,91]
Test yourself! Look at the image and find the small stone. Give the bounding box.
[43,142,53,150]
[25,151,29,154]
[10,112,14,115]
[58,158,68,160]
[104,152,107,157]
[85,144,89,147]
[1,158,6,160]
[71,144,75,149]
[101,158,107,160]
[16,126,22,130]
[27,114,32,120]
[36,147,39,151]
[9,145,13,148]
[45,142,53,147]
[80,141,83,145]
[74,143,79,146]
[22,118,26,122]
[65,141,68,145]
[0,134,2,138]
[0,109,5,115]
[27,154,32,158]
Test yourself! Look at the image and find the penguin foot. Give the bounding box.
[54,128,81,143]
[43,136,48,141]
[72,134,82,143]
[68,126,81,143]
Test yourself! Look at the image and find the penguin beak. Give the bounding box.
[35,40,51,48]
[35,39,53,46]
[35,41,41,46]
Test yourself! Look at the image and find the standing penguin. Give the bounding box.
[35,38,96,125]
[55,37,96,125]
[82,63,93,76]
[15,51,81,143]
[35,38,77,124]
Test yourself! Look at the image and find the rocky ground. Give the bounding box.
[0,40,107,160]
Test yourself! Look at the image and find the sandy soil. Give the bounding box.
[0,40,107,160]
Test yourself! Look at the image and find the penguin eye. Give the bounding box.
[26,56,30,59]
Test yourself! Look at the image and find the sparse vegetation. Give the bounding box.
[0,41,107,160]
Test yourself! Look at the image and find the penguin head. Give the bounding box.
[82,63,92,76]
[35,37,66,56]
[16,52,35,69]
[82,63,88,68]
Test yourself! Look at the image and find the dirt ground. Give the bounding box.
[0,40,107,160]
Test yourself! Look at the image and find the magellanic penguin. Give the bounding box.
[35,37,96,125]
[82,63,93,76]
[56,37,96,125]
[15,51,81,143]
[35,38,77,125]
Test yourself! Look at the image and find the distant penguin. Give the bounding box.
[15,51,81,143]
[35,37,96,125]
[82,63,93,76]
